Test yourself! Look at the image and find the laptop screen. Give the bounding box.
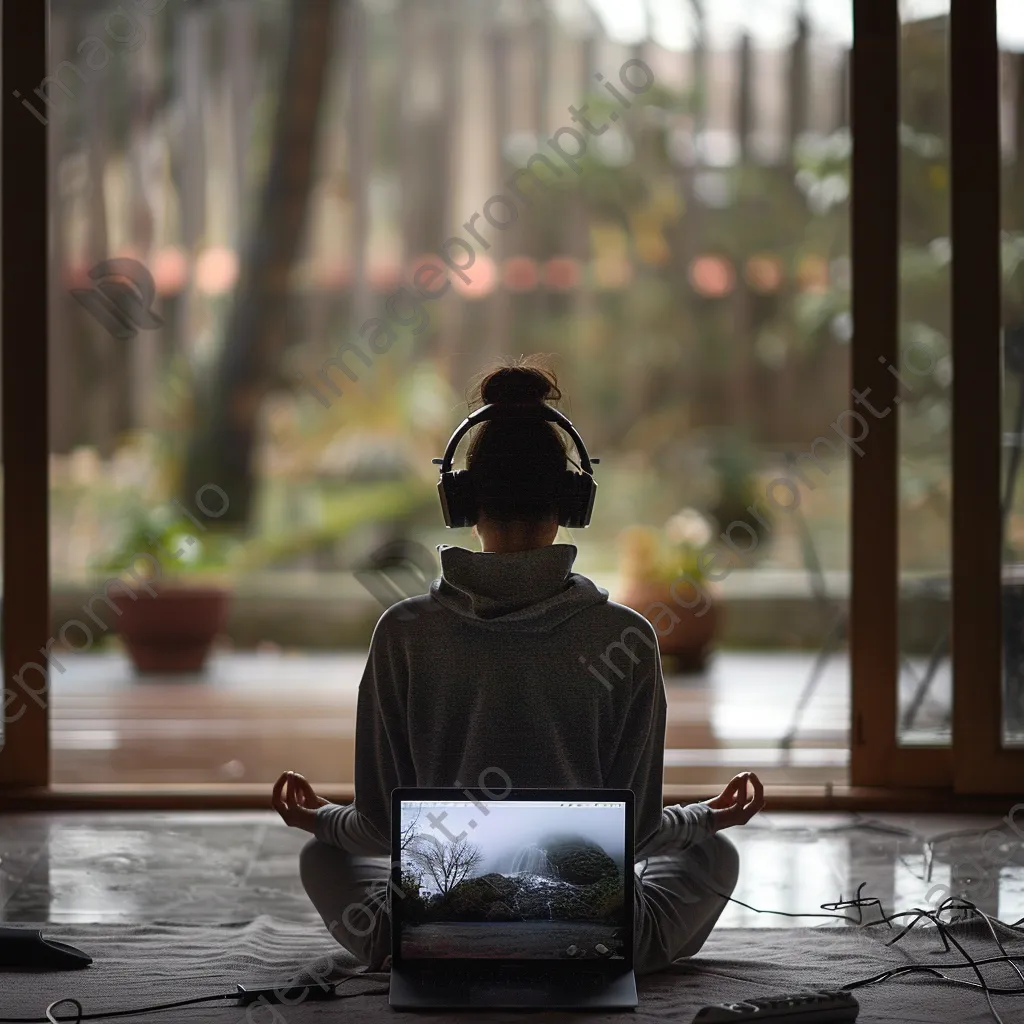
[395,797,629,961]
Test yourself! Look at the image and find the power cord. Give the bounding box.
[0,977,382,1023]
[0,993,233,1023]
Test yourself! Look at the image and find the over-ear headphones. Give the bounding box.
[431,403,599,529]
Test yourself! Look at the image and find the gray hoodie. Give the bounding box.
[316,542,680,855]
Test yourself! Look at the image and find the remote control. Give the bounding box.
[691,989,859,1022]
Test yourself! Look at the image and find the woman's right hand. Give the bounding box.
[703,772,765,832]
[272,770,330,832]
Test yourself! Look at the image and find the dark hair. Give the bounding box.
[464,356,568,523]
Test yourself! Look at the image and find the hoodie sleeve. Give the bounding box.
[603,630,668,853]
[314,612,415,851]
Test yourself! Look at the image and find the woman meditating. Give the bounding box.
[272,357,764,974]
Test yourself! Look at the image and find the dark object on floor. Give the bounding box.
[0,927,92,971]
[692,989,859,1022]
[235,983,340,1005]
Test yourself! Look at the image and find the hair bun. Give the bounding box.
[479,363,561,407]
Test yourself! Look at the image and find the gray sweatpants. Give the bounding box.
[298,802,739,976]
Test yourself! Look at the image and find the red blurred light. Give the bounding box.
[503,256,540,292]
[543,256,582,291]
[451,253,497,299]
[689,256,735,297]
[196,246,239,295]
[151,246,189,295]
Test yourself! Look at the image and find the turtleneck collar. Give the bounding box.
[429,543,608,630]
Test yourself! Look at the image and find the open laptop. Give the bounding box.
[389,787,638,1011]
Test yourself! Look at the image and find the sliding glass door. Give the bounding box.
[2,0,1020,797]
[850,0,1024,793]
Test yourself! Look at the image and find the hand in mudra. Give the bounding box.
[272,771,329,832]
[703,772,765,832]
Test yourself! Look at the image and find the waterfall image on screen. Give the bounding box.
[397,800,627,960]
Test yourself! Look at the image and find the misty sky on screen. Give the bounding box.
[400,800,626,875]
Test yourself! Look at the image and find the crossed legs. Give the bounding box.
[298,803,740,976]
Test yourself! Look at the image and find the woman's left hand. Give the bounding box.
[272,771,329,832]
[702,772,765,833]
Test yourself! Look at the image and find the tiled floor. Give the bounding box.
[2,811,1021,930]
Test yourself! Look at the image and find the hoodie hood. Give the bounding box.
[429,543,608,632]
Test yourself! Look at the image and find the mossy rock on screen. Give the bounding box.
[516,894,554,918]
[446,876,523,919]
[476,872,519,897]
[583,874,625,923]
[484,901,519,922]
[538,834,619,885]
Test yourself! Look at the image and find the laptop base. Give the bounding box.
[389,965,638,1011]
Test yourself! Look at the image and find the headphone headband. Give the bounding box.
[434,403,596,475]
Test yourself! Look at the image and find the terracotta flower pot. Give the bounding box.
[110,584,232,673]
[616,580,722,674]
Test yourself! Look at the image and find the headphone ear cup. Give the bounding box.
[438,469,477,528]
[558,470,597,528]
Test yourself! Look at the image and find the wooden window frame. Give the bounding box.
[848,0,952,788]
[949,0,1024,793]
[0,0,50,790]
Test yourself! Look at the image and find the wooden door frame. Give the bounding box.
[950,0,1024,792]
[0,0,50,789]
[849,0,952,789]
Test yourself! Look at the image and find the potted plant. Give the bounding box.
[92,506,238,673]
[615,509,723,673]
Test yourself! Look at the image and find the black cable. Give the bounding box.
[0,992,234,1024]
[712,884,1024,1024]
[889,900,1004,1024]
[0,977,376,1023]
[847,898,1018,1024]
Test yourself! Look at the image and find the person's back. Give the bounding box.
[273,357,764,975]
[350,542,668,852]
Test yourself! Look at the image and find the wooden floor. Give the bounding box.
[43,650,954,787]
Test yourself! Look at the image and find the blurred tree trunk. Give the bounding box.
[772,8,810,442]
[181,0,344,524]
[727,32,755,433]
[83,8,115,458]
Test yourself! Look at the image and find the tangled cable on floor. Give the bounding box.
[718,882,1024,1024]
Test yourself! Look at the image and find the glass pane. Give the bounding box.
[897,4,952,747]
[47,0,334,785]
[45,0,855,787]
[1000,5,1024,748]
[456,0,857,787]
